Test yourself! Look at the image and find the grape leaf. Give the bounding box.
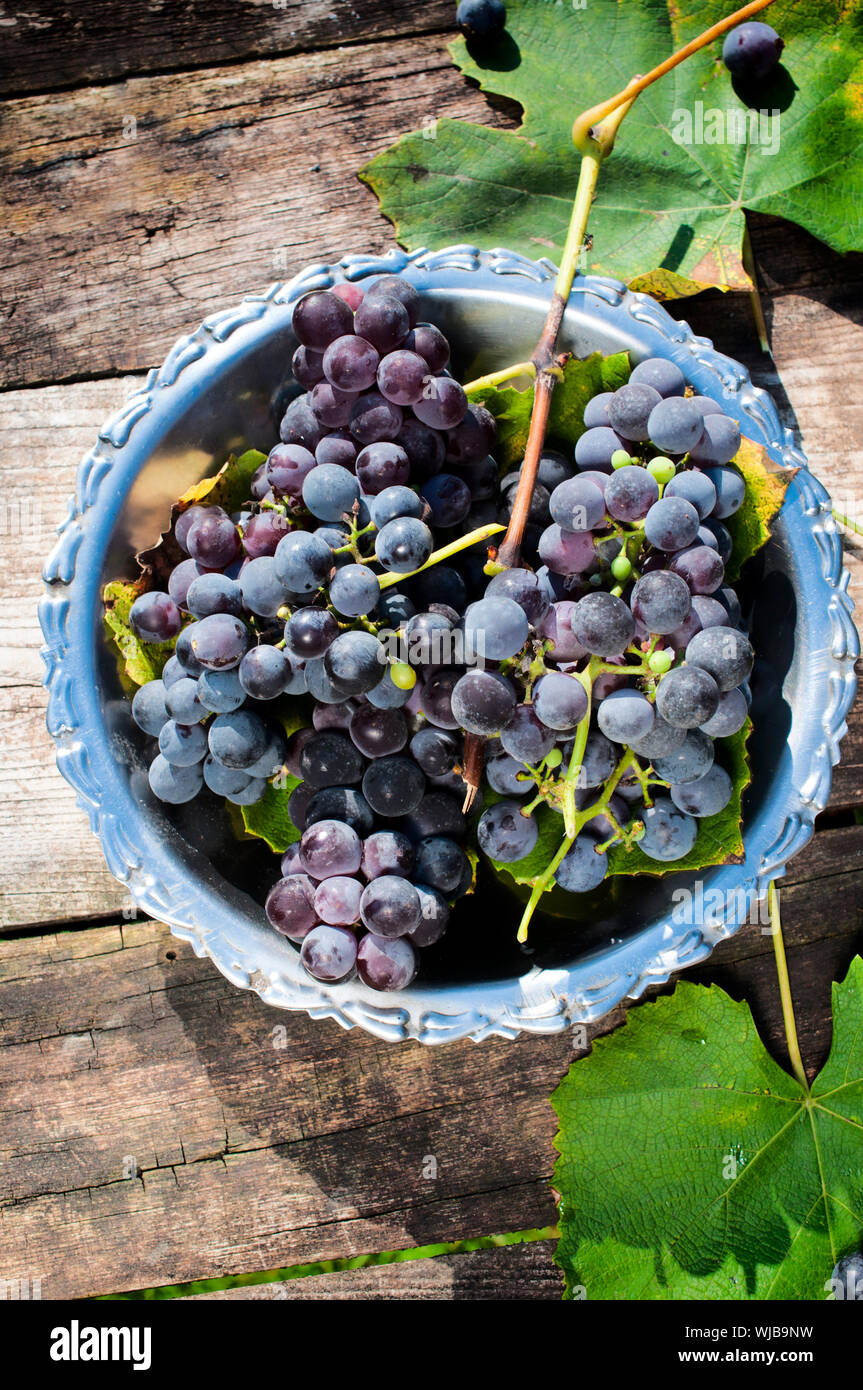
[466,351,630,469]
[725,438,795,583]
[102,579,177,687]
[240,701,312,850]
[552,956,863,1300]
[361,0,863,298]
[177,448,267,516]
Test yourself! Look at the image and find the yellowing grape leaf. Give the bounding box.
[102,579,177,687]
[552,957,863,1300]
[725,437,795,583]
[362,0,863,297]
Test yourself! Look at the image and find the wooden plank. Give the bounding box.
[0,824,858,1299]
[0,918,567,1298]
[0,1,456,97]
[0,37,516,390]
[0,380,143,928]
[185,1240,562,1300]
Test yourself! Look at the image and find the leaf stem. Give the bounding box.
[464,361,536,395]
[768,881,809,1093]
[378,522,505,589]
[741,217,770,354]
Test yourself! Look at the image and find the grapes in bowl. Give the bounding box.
[40,246,857,1044]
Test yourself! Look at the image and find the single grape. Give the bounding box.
[644,496,700,552]
[647,397,704,455]
[328,563,381,618]
[205,709,269,770]
[314,432,357,472]
[457,0,506,41]
[451,670,517,736]
[266,442,317,498]
[478,800,538,862]
[715,586,743,627]
[638,797,698,861]
[630,357,686,398]
[285,606,337,660]
[537,602,587,663]
[646,455,676,487]
[361,830,416,880]
[158,719,208,766]
[572,592,635,658]
[376,349,428,406]
[722,20,784,80]
[300,818,363,878]
[408,884,450,948]
[703,464,746,517]
[537,524,596,575]
[406,731,456,782]
[241,511,291,560]
[148,753,203,803]
[176,504,222,552]
[355,441,410,494]
[186,511,240,568]
[350,391,404,445]
[445,403,496,467]
[412,376,468,431]
[462,596,528,662]
[174,628,205,677]
[583,393,612,428]
[402,790,466,842]
[314,876,363,927]
[301,464,360,522]
[332,281,366,311]
[238,645,289,700]
[555,837,608,892]
[702,517,733,563]
[414,836,469,895]
[349,705,408,759]
[188,612,251,670]
[420,668,462,729]
[484,568,547,625]
[311,381,358,429]
[420,473,472,527]
[361,755,425,817]
[322,333,379,392]
[293,289,354,349]
[129,591,182,644]
[533,672,588,732]
[359,875,422,937]
[197,667,245,714]
[265,873,318,941]
[608,383,662,442]
[250,463,272,501]
[405,322,450,373]
[500,704,555,763]
[597,688,655,744]
[395,417,445,480]
[279,395,324,452]
[165,676,207,725]
[300,925,358,983]
[501,472,550,525]
[605,465,659,523]
[184,572,241,619]
[370,485,423,529]
[690,417,742,467]
[549,476,606,532]
[299,731,365,788]
[574,425,627,472]
[291,344,325,388]
[670,764,733,817]
[357,933,418,991]
[322,631,384,698]
[670,544,725,595]
[631,570,692,635]
[161,655,186,688]
[354,292,411,352]
[652,729,715,784]
[375,517,434,573]
[169,557,211,608]
[655,663,720,728]
[132,679,169,736]
[274,530,333,593]
[577,730,620,788]
[304,787,375,837]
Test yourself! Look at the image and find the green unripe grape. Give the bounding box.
[611,554,632,582]
[611,449,632,470]
[647,456,676,486]
[390,662,417,690]
[648,647,674,675]
[544,747,563,769]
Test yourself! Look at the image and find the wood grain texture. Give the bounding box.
[185,1240,562,1299]
[0,1,456,97]
[0,380,143,927]
[0,36,516,390]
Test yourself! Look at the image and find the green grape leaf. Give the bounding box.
[725,438,796,583]
[361,0,863,298]
[102,579,177,687]
[466,351,630,469]
[240,702,313,850]
[552,956,863,1300]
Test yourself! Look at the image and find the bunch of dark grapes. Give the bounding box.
[126,274,496,992]
[122,270,755,991]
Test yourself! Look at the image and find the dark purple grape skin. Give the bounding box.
[332,281,365,311]
[412,376,468,431]
[349,705,408,759]
[395,418,446,480]
[356,933,418,991]
[450,670,517,736]
[314,876,363,927]
[315,430,358,471]
[486,567,549,624]
[631,570,692,635]
[299,731,366,788]
[169,558,213,608]
[311,381,358,428]
[292,289,354,349]
[722,20,784,81]
[420,473,472,527]
[291,344,325,388]
[670,544,725,595]
[376,350,429,406]
[420,669,462,730]
[279,394,325,451]
[445,403,496,465]
[185,572,243,619]
[266,443,317,498]
[322,334,379,392]
[354,294,410,353]
[655,664,720,728]
[349,391,404,445]
[304,787,375,837]
[265,873,318,942]
[299,819,363,878]
[572,592,635,658]
[405,323,450,373]
[402,791,466,842]
[362,756,426,818]
[356,442,411,495]
[359,875,422,937]
[644,496,701,552]
[129,591,182,644]
[286,606,337,658]
[241,511,291,559]
[366,275,421,327]
[186,513,240,567]
[188,613,251,670]
[300,925,358,982]
[361,830,416,881]
[408,885,450,948]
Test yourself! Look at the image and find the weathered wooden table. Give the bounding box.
[1,2,861,1301]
